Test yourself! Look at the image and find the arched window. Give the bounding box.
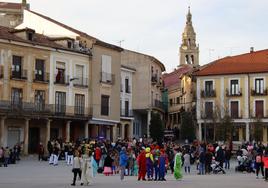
[191,55,194,64]
[188,39,191,46]
[185,55,189,64]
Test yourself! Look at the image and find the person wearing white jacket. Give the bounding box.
[71,151,82,186]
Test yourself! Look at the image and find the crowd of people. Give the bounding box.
[40,138,268,186]
[1,134,268,187]
[0,144,21,167]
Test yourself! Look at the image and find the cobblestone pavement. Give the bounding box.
[0,156,267,188]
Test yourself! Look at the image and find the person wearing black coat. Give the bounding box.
[205,150,213,174]
[198,149,206,175]
[216,146,225,168]
[224,149,231,169]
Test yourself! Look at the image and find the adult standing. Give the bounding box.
[67,145,74,166]
[205,149,213,174]
[183,151,191,174]
[81,150,91,186]
[199,148,206,175]
[119,147,128,181]
[216,146,225,168]
[38,143,45,161]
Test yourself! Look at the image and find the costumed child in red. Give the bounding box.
[137,148,146,181]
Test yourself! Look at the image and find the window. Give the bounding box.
[188,38,191,46]
[55,62,66,84]
[101,55,112,82]
[204,102,213,118]
[255,78,264,94]
[230,101,239,118]
[35,59,45,81]
[205,81,213,93]
[0,50,3,65]
[125,78,130,93]
[151,91,154,106]
[230,80,239,95]
[191,55,194,64]
[185,55,189,64]
[11,88,22,109]
[125,100,129,116]
[176,97,180,104]
[27,32,33,41]
[35,90,45,111]
[75,94,85,115]
[75,65,84,86]
[12,55,23,79]
[255,100,264,118]
[67,40,73,49]
[55,91,66,114]
[169,99,173,106]
[101,95,109,116]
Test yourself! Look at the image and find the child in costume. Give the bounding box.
[133,159,139,176]
[153,149,160,181]
[145,147,154,181]
[137,149,146,181]
[174,149,183,180]
[159,149,168,181]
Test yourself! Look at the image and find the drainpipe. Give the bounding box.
[247,74,250,141]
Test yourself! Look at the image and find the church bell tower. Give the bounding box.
[179,7,199,67]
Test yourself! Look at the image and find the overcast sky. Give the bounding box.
[4,0,268,72]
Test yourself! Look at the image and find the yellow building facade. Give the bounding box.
[196,49,268,143]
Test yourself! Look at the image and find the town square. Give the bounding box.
[0,0,268,187]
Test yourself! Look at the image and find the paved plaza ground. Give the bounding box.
[0,156,267,188]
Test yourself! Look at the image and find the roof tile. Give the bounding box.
[195,49,268,76]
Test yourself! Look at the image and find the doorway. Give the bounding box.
[29,127,40,153]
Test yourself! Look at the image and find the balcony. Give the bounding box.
[251,88,268,96]
[33,71,49,83]
[0,101,51,114]
[100,72,115,84]
[201,90,216,98]
[226,89,242,97]
[73,77,88,88]
[152,99,164,110]
[0,100,91,118]
[156,78,163,88]
[10,69,27,80]
[120,109,134,117]
[230,110,243,119]
[54,74,70,85]
[201,113,213,119]
[250,110,268,119]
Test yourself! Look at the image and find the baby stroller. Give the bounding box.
[235,156,255,173]
[211,158,226,174]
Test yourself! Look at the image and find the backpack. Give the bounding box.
[256,155,262,163]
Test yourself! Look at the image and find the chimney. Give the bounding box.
[22,0,30,10]
[250,47,254,53]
